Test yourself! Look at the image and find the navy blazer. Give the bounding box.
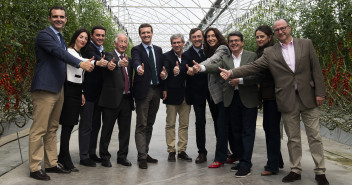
[182,47,208,105]
[31,27,81,93]
[131,43,164,100]
[99,51,134,109]
[162,49,187,105]
[81,42,104,101]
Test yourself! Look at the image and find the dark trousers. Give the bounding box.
[207,97,219,138]
[214,102,230,163]
[58,125,74,169]
[263,100,284,173]
[135,86,160,160]
[89,100,102,155]
[79,101,93,160]
[230,91,258,170]
[193,103,207,155]
[100,95,132,161]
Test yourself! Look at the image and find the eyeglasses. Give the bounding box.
[229,39,241,43]
[274,25,289,33]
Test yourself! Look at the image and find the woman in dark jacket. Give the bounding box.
[255,25,284,176]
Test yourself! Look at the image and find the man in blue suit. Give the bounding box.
[29,5,94,181]
[132,23,167,169]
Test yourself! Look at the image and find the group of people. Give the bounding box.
[27,5,329,185]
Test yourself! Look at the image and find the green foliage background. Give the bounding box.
[0,0,132,135]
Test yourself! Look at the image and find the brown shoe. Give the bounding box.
[168,152,176,162]
[138,159,148,169]
[30,169,50,181]
[261,170,277,176]
[315,174,329,185]
[195,153,207,164]
[177,151,192,162]
[282,172,301,182]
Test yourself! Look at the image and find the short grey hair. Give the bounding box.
[114,33,128,43]
[170,33,185,43]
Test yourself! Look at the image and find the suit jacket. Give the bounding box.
[162,49,187,105]
[99,51,134,109]
[206,50,260,108]
[201,45,230,104]
[131,43,164,100]
[31,27,81,93]
[81,42,104,101]
[183,47,208,105]
[231,38,326,113]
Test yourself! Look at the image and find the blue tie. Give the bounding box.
[58,33,66,50]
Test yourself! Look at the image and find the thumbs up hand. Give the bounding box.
[119,54,129,67]
[80,56,95,72]
[192,60,201,73]
[173,61,180,76]
[160,66,168,80]
[107,57,116,71]
[186,64,194,76]
[96,54,108,67]
[137,63,144,75]
[218,67,232,80]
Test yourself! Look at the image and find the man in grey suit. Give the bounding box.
[219,19,329,185]
[197,31,260,177]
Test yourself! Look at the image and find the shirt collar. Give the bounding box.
[142,42,153,49]
[232,49,243,59]
[49,26,60,35]
[114,49,124,58]
[192,45,203,53]
[91,40,104,53]
[279,37,294,48]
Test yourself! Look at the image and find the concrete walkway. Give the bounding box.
[0,103,352,185]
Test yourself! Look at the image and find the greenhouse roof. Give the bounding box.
[105,0,264,51]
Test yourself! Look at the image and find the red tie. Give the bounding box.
[120,55,129,94]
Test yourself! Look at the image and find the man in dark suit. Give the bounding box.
[219,19,329,185]
[183,28,210,163]
[201,31,260,177]
[29,5,94,181]
[80,25,108,167]
[98,33,134,167]
[132,23,167,169]
[162,34,192,162]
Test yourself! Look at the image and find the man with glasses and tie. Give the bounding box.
[132,23,167,169]
[98,33,134,168]
[29,5,94,181]
[219,19,329,185]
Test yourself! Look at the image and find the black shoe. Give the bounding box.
[235,168,251,178]
[89,154,102,163]
[177,151,192,162]
[231,164,239,172]
[195,154,207,164]
[30,169,50,181]
[101,160,112,167]
[80,158,96,167]
[45,163,70,173]
[138,159,148,169]
[147,155,158,163]
[315,174,330,185]
[117,158,132,166]
[282,172,301,182]
[70,167,79,172]
[168,152,176,162]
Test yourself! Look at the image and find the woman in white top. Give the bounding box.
[57,28,106,172]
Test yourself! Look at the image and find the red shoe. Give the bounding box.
[208,161,224,168]
[226,157,238,164]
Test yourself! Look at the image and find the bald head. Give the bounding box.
[273,18,292,44]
